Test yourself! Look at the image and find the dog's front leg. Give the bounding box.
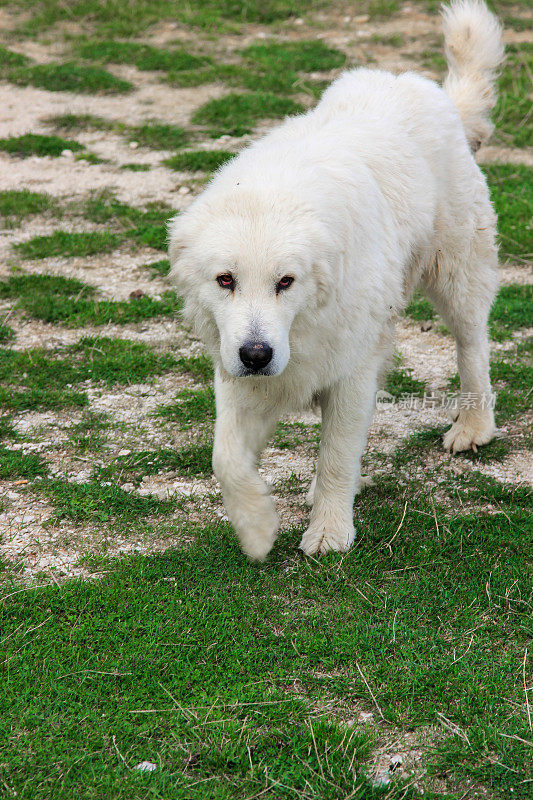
[299,369,377,556]
[212,371,279,561]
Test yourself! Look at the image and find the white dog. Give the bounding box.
[169,0,504,560]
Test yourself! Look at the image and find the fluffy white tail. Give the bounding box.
[442,0,504,151]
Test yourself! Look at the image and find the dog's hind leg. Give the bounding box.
[421,227,498,453]
[212,370,279,561]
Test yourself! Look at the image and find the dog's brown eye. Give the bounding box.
[276,276,294,293]
[217,273,234,290]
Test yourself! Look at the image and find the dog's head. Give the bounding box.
[168,189,334,378]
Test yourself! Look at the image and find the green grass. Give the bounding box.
[175,353,214,383]
[0,337,176,411]
[43,478,175,522]
[99,443,213,482]
[0,324,14,344]
[242,39,346,72]
[120,162,150,172]
[490,284,533,340]
[485,163,533,261]
[0,133,84,157]
[0,44,29,66]
[9,0,324,36]
[0,415,19,441]
[405,291,435,322]
[274,420,320,450]
[490,340,533,422]
[191,92,304,137]
[46,112,114,132]
[449,337,532,423]
[385,367,426,398]
[78,40,207,72]
[81,192,172,251]
[0,5,531,797]
[156,387,216,427]
[392,425,511,467]
[0,489,531,797]
[164,149,234,172]
[68,411,110,452]
[129,122,188,150]
[47,114,189,151]
[495,44,532,148]
[0,189,55,223]
[177,39,346,96]
[75,151,108,165]
[0,273,182,326]
[7,62,133,93]
[143,258,170,278]
[0,446,48,479]
[14,230,121,259]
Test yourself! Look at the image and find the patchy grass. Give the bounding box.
[485,163,532,261]
[156,386,216,428]
[175,353,214,384]
[392,425,511,467]
[496,43,532,148]
[0,447,48,479]
[0,324,15,344]
[78,40,207,72]
[490,284,533,340]
[43,478,175,522]
[143,258,170,278]
[129,122,188,150]
[0,273,182,326]
[274,420,320,450]
[120,162,150,172]
[168,60,326,97]
[0,5,530,797]
[0,337,176,411]
[99,442,213,482]
[81,191,172,251]
[0,415,19,441]
[0,189,56,225]
[164,149,234,172]
[47,114,189,151]
[0,133,83,157]
[14,230,121,259]
[68,411,110,452]
[242,39,346,72]
[75,151,108,165]
[371,33,404,46]
[490,341,533,422]
[449,337,533,422]
[11,0,324,36]
[46,112,114,132]
[405,291,435,322]
[7,62,133,94]
[0,44,29,67]
[192,92,304,137]
[385,367,426,398]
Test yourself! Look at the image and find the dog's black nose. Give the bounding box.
[239,341,273,371]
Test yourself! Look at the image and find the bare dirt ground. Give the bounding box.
[0,5,531,585]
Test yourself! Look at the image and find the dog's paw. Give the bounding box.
[231,498,279,562]
[299,522,355,556]
[443,410,495,454]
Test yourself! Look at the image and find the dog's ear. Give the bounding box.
[168,216,196,294]
[313,258,334,308]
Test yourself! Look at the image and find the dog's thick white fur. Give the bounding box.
[169,1,504,560]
